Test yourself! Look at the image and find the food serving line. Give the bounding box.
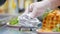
[0,14,37,34]
[0,14,60,34]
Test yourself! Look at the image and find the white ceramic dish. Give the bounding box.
[37,32,60,34]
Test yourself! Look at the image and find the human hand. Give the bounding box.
[24,0,60,18]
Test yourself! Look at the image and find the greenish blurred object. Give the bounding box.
[42,8,52,19]
[53,24,60,32]
[9,17,18,25]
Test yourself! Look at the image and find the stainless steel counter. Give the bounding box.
[0,26,37,34]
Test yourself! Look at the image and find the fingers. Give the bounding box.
[29,7,46,18]
[29,1,52,18]
[24,3,34,14]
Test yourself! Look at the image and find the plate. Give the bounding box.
[36,29,60,34]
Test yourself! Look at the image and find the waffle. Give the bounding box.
[42,9,60,30]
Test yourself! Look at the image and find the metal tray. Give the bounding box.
[6,25,38,31]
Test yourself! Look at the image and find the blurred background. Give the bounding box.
[0,0,42,14]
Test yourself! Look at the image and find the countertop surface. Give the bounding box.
[0,26,37,34]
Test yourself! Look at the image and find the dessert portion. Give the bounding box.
[37,9,60,32]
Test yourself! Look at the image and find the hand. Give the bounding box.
[24,0,60,18]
